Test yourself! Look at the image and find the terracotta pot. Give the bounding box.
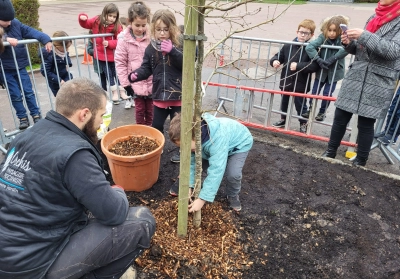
[101,125,165,192]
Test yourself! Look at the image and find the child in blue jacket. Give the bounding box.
[168,113,253,212]
[0,0,52,129]
[40,31,73,97]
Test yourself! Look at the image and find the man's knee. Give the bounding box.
[126,206,156,237]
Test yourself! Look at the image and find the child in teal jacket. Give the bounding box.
[168,113,253,212]
[303,15,349,121]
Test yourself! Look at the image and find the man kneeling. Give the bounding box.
[0,77,155,279]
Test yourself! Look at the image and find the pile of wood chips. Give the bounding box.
[135,199,252,278]
[109,136,159,156]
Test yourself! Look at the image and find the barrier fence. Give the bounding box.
[1,34,399,166]
[205,36,399,164]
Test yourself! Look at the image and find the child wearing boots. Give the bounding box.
[115,2,153,119]
[79,3,128,104]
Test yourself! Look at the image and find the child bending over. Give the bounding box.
[168,113,253,212]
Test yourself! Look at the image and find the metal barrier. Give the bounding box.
[1,34,398,165]
[0,33,118,154]
[205,35,400,164]
[205,36,357,145]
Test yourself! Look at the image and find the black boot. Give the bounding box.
[321,147,337,158]
[353,157,367,167]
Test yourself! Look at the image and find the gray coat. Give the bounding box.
[334,15,400,119]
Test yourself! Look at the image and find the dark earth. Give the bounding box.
[99,126,400,279]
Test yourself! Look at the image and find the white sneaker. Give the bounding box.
[125,99,132,109]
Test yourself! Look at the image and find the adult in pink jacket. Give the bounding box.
[78,3,126,103]
[115,1,153,124]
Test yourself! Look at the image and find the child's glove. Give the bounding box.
[129,72,138,82]
[124,86,134,97]
[323,56,337,67]
[315,57,329,70]
[160,39,173,54]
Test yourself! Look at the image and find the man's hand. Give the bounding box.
[290,62,297,71]
[80,15,88,21]
[160,39,173,54]
[45,42,52,53]
[7,38,18,47]
[272,60,280,69]
[188,198,205,213]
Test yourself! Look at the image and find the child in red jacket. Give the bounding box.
[79,3,127,104]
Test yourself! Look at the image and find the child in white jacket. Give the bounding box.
[115,1,153,124]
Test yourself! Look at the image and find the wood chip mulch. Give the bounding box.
[135,199,252,278]
[108,136,159,156]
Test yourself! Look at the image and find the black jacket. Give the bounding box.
[269,38,319,93]
[39,48,73,85]
[129,44,183,101]
[0,111,128,279]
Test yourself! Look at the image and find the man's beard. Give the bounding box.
[3,25,11,32]
[82,116,99,145]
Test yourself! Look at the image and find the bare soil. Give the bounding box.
[100,127,400,279]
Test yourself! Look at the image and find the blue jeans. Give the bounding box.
[383,86,400,137]
[202,151,250,197]
[1,68,40,119]
[309,79,337,114]
[45,207,155,279]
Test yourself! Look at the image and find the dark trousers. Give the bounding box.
[99,61,118,87]
[280,93,307,124]
[99,72,107,91]
[152,105,181,133]
[135,97,154,126]
[202,151,250,197]
[45,207,155,279]
[309,79,337,114]
[328,108,376,160]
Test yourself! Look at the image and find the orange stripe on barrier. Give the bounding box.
[205,81,336,101]
[239,121,357,147]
